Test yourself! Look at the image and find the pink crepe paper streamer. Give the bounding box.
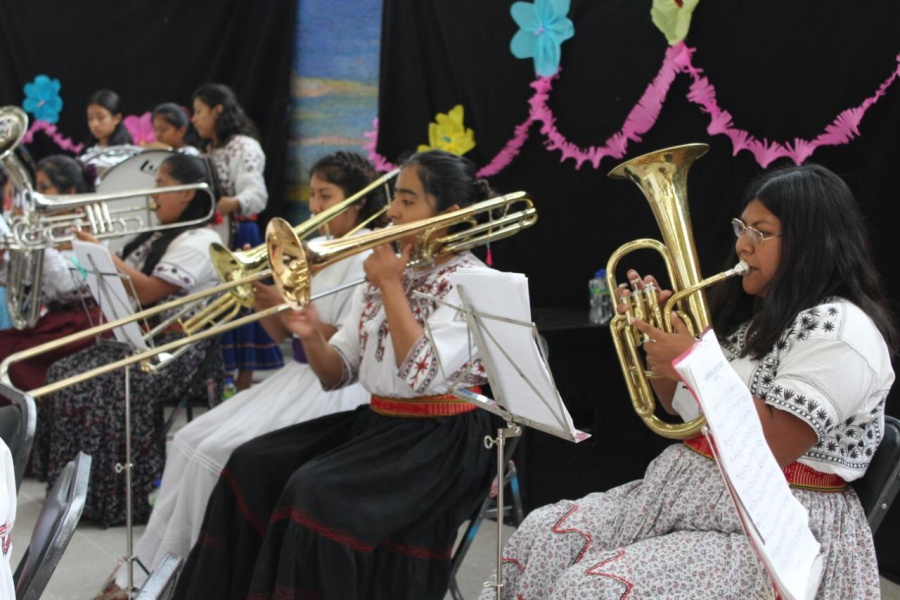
[680,42,900,167]
[363,119,398,173]
[366,41,900,174]
[22,120,84,154]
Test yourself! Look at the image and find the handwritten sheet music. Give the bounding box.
[673,329,824,600]
[445,269,587,443]
[72,240,146,350]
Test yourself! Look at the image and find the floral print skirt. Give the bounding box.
[481,444,880,600]
[33,334,223,528]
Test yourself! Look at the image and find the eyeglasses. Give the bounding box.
[731,218,781,247]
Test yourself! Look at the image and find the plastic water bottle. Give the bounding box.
[588,268,613,325]
[222,375,237,401]
[148,478,162,507]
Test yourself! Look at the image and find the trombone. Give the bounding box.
[0,191,537,398]
[178,168,399,335]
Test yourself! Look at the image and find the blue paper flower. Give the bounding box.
[509,0,575,78]
[23,75,63,124]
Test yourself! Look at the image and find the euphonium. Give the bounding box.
[605,143,747,440]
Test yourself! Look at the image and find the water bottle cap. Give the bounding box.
[225,375,234,383]
[595,268,606,278]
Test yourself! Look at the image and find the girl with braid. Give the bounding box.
[100,152,388,596]
[33,153,224,529]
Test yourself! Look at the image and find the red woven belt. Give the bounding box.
[684,435,846,492]
[370,387,481,418]
[233,214,258,222]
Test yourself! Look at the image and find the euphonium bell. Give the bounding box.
[605,143,747,440]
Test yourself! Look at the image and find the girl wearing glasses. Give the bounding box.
[483,164,896,599]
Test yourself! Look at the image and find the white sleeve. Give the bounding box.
[232,137,267,215]
[41,248,82,300]
[151,229,220,292]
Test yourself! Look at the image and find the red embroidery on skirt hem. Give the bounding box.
[271,506,452,560]
[551,502,593,564]
[198,532,226,551]
[222,467,267,538]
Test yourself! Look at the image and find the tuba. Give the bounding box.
[0,106,215,328]
[605,143,747,439]
[1,106,44,329]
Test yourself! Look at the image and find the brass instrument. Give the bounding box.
[0,190,537,398]
[9,183,215,248]
[180,168,399,334]
[269,191,537,310]
[1,106,44,329]
[606,143,747,439]
[0,106,214,328]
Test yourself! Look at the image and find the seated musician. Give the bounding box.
[481,163,895,599]
[32,153,224,529]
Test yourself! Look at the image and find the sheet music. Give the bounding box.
[72,240,146,350]
[444,269,588,443]
[673,329,823,600]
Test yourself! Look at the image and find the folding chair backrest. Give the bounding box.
[135,553,184,600]
[853,415,900,533]
[13,452,91,600]
[0,383,36,492]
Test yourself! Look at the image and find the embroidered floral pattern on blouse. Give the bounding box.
[738,302,883,472]
[211,136,264,197]
[358,254,486,393]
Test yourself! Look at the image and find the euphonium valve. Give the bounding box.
[605,143,747,440]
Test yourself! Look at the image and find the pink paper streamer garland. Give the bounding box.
[366,41,900,173]
[22,120,84,154]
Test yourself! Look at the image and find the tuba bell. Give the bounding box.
[605,143,747,439]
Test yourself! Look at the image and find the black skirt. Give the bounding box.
[174,404,498,599]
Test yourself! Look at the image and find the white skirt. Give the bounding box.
[120,361,369,587]
[481,444,880,599]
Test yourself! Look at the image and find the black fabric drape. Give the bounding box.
[0,0,296,225]
[378,0,900,578]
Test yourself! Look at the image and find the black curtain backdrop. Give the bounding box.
[378,0,900,577]
[0,0,297,226]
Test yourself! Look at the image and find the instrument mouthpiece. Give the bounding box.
[731,261,750,276]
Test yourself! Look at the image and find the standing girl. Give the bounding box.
[191,82,282,390]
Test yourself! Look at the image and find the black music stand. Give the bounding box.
[418,269,589,599]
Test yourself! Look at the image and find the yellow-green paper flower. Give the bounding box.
[417,105,476,156]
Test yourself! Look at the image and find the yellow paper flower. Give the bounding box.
[417,105,476,156]
[651,0,700,46]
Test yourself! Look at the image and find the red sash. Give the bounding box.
[684,435,846,492]
[370,387,482,418]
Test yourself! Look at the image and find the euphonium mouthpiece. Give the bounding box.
[729,261,750,277]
